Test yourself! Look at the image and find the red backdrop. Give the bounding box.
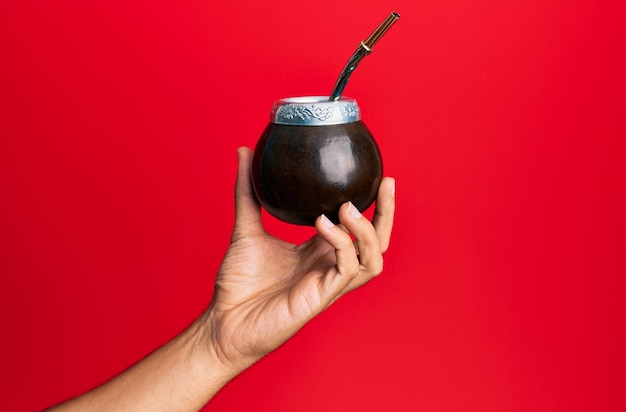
[1,0,625,410]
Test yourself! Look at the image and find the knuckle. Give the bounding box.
[379,240,390,254]
[338,233,357,250]
[341,260,361,279]
[349,256,362,275]
[370,258,384,277]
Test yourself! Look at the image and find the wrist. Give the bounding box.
[196,309,262,378]
[183,314,238,392]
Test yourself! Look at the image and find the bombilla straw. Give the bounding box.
[329,12,400,101]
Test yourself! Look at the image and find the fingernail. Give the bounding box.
[320,214,335,228]
[348,202,362,219]
[390,178,396,198]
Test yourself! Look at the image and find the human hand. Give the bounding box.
[203,147,395,373]
[45,147,395,412]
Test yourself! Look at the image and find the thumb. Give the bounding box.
[233,147,264,238]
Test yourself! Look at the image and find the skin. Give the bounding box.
[48,147,395,411]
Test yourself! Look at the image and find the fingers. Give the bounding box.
[313,176,396,299]
[233,147,264,238]
[339,202,384,275]
[314,214,361,298]
[372,177,396,253]
[314,177,396,300]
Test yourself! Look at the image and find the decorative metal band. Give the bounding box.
[270,96,361,126]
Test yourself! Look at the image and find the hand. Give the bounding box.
[203,147,395,372]
[46,147,395,411]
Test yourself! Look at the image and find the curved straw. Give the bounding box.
[329,12,400,101]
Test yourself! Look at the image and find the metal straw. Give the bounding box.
[329,12,400,101]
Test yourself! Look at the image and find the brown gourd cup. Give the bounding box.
[251,96,382,226]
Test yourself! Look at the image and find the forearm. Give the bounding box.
[48,314,238,412]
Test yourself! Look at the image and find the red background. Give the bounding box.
[1,0,625,410]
